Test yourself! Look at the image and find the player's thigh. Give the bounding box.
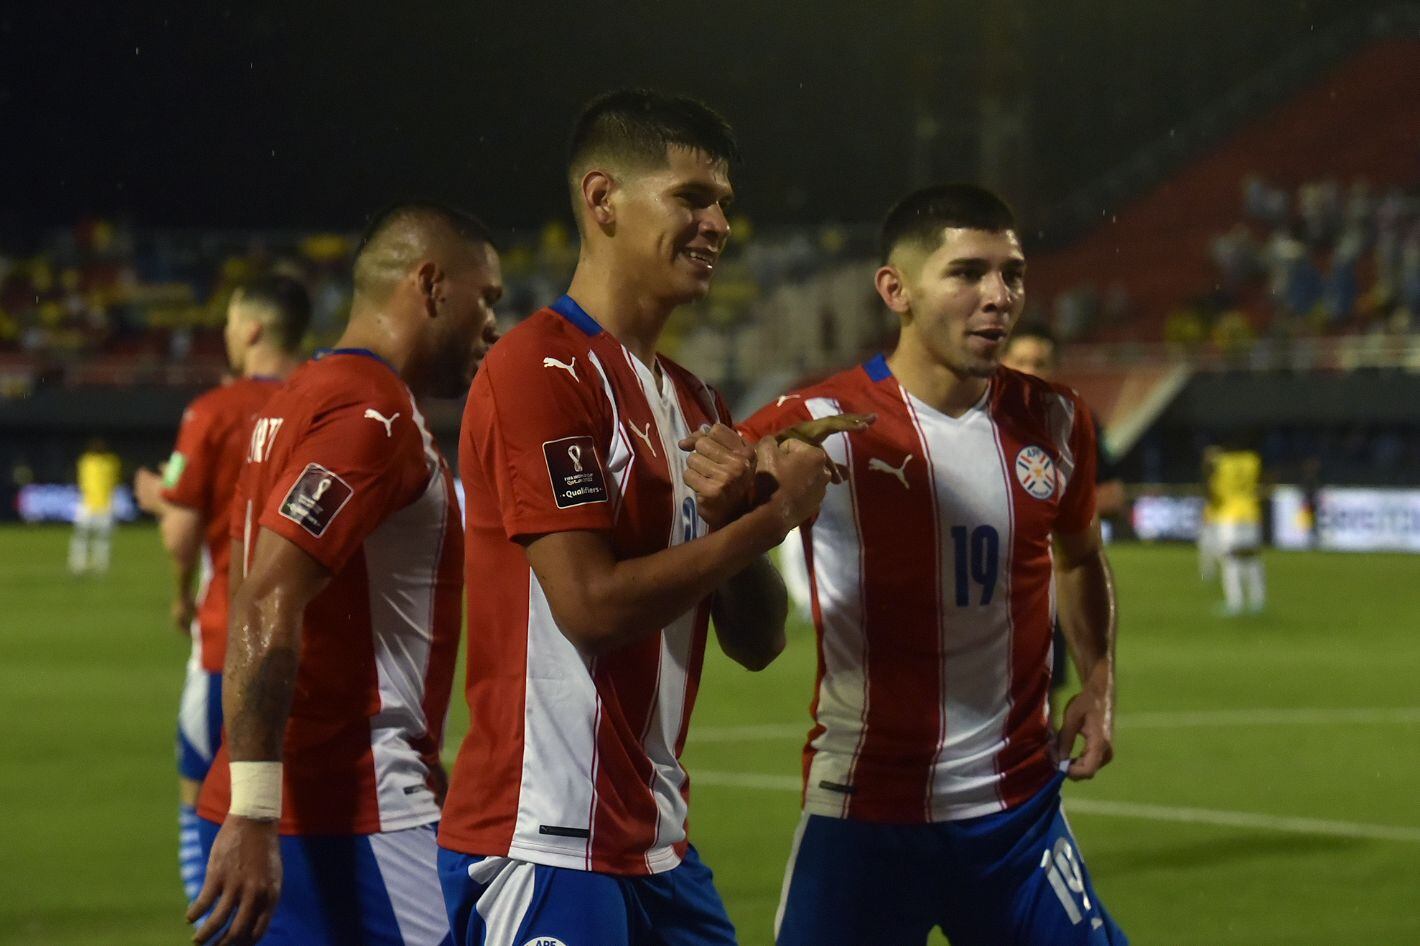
[176,666,222,782]
[775,814,937,946]
[938,810,1126,946]
[632,844,736,946]
[438,847,630,946]
[260,826,450,946]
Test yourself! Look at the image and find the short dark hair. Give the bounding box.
[569,89,740,181]
[357,201,496,257]
[1007,321,1057,352]
[235,274,311,352]
[879,183,1017,263]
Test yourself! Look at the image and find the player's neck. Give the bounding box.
[330,318,412,384]
[887,340,990,418]
[564,268,673,370]
[242,348,300,381]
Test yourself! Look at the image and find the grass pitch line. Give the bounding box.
[692,771,1420,844]
[692,707,1420,743]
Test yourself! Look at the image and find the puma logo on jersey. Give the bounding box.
[628,420,657,456]
[776,394,802,407]
[363,409,399,437]
[542,356,578,382]
[868,454,913,489]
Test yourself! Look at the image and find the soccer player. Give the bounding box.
[188,203,502,946]
[740,184,1127,945]
[69,437,121,575]
[1209,438,1266,615]
[132,274,309,902]
[437,90,835,946]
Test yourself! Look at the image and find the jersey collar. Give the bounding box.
[550,295,604,337]
[862,353,893,381]
[314,347,399,376]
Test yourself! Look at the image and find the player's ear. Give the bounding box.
[415,261,443,317]
[580,170,617,232]
[874,264,912,315]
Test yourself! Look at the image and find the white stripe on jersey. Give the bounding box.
[587,351,636,519]
[510,576,600,867]
[364,454,446,831]
[368,825,452,946]
[906,389,1016,820]
[801,397,869,820]
[628,350,700,872]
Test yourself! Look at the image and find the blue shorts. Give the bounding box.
[196,818,451,946]
[775,774,1127,946]
[177,664,222,782]
[437,844,736,946]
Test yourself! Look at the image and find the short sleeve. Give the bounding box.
[1055,394,1098,535]
[257,401,423,573]
[162,400,216,512]
[466,334,615,541]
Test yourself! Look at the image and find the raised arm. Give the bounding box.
[525,437,828,659]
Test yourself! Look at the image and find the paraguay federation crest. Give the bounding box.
[1015,445,1057,500]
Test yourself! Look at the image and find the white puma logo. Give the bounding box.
[542,356,578,382]
[776,394,802,407]
[868,454,913,489]
[363,408,399,437]
[628,421,657,457]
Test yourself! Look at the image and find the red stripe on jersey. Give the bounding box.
[843,387,944,822]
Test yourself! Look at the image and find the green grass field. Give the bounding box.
[3,524,1418,944]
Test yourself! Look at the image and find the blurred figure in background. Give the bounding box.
[1210,436,1267,615]
[1198,444,1223,581]
[132,274,310,903]
[69,437,121,575]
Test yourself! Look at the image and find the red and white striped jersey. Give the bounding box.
[440,296,727,876]
[161,376,281,673]
[198,350,461,836]
[740,355,1097,823]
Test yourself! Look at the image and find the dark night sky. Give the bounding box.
[0,1,1401,238]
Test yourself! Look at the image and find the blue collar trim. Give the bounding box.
[863,353,893,382]
[550,295,604,337]
[314,347,399,375]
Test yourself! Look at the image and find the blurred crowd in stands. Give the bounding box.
[1168,175,1420,360]
[0,216,871,406]
[4,177,1418,405]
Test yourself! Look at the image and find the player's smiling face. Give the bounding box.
[890,227,1026,378]
[614,145,733,305]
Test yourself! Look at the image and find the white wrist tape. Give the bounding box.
[228,761,283,821]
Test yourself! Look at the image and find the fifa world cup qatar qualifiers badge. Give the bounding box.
[279,462,355,536]
[543,435,609,509]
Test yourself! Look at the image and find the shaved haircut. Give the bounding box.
[232,274,311,352]
[354,202,495,301]
[879,184,1017,264]
[567,89,739,233]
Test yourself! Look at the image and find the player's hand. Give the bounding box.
[133,466,166,514]
[171,595,197,638]
[679,423,758,530]
[754,437,832,534]
[1053,669,1115,780]
[187,816,282,946]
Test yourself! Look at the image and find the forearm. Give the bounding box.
[1055,548,1117,688]
[537,501,792,656]
[222,589,302,761]
[710,553,789,671]
[159,508,203,603]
